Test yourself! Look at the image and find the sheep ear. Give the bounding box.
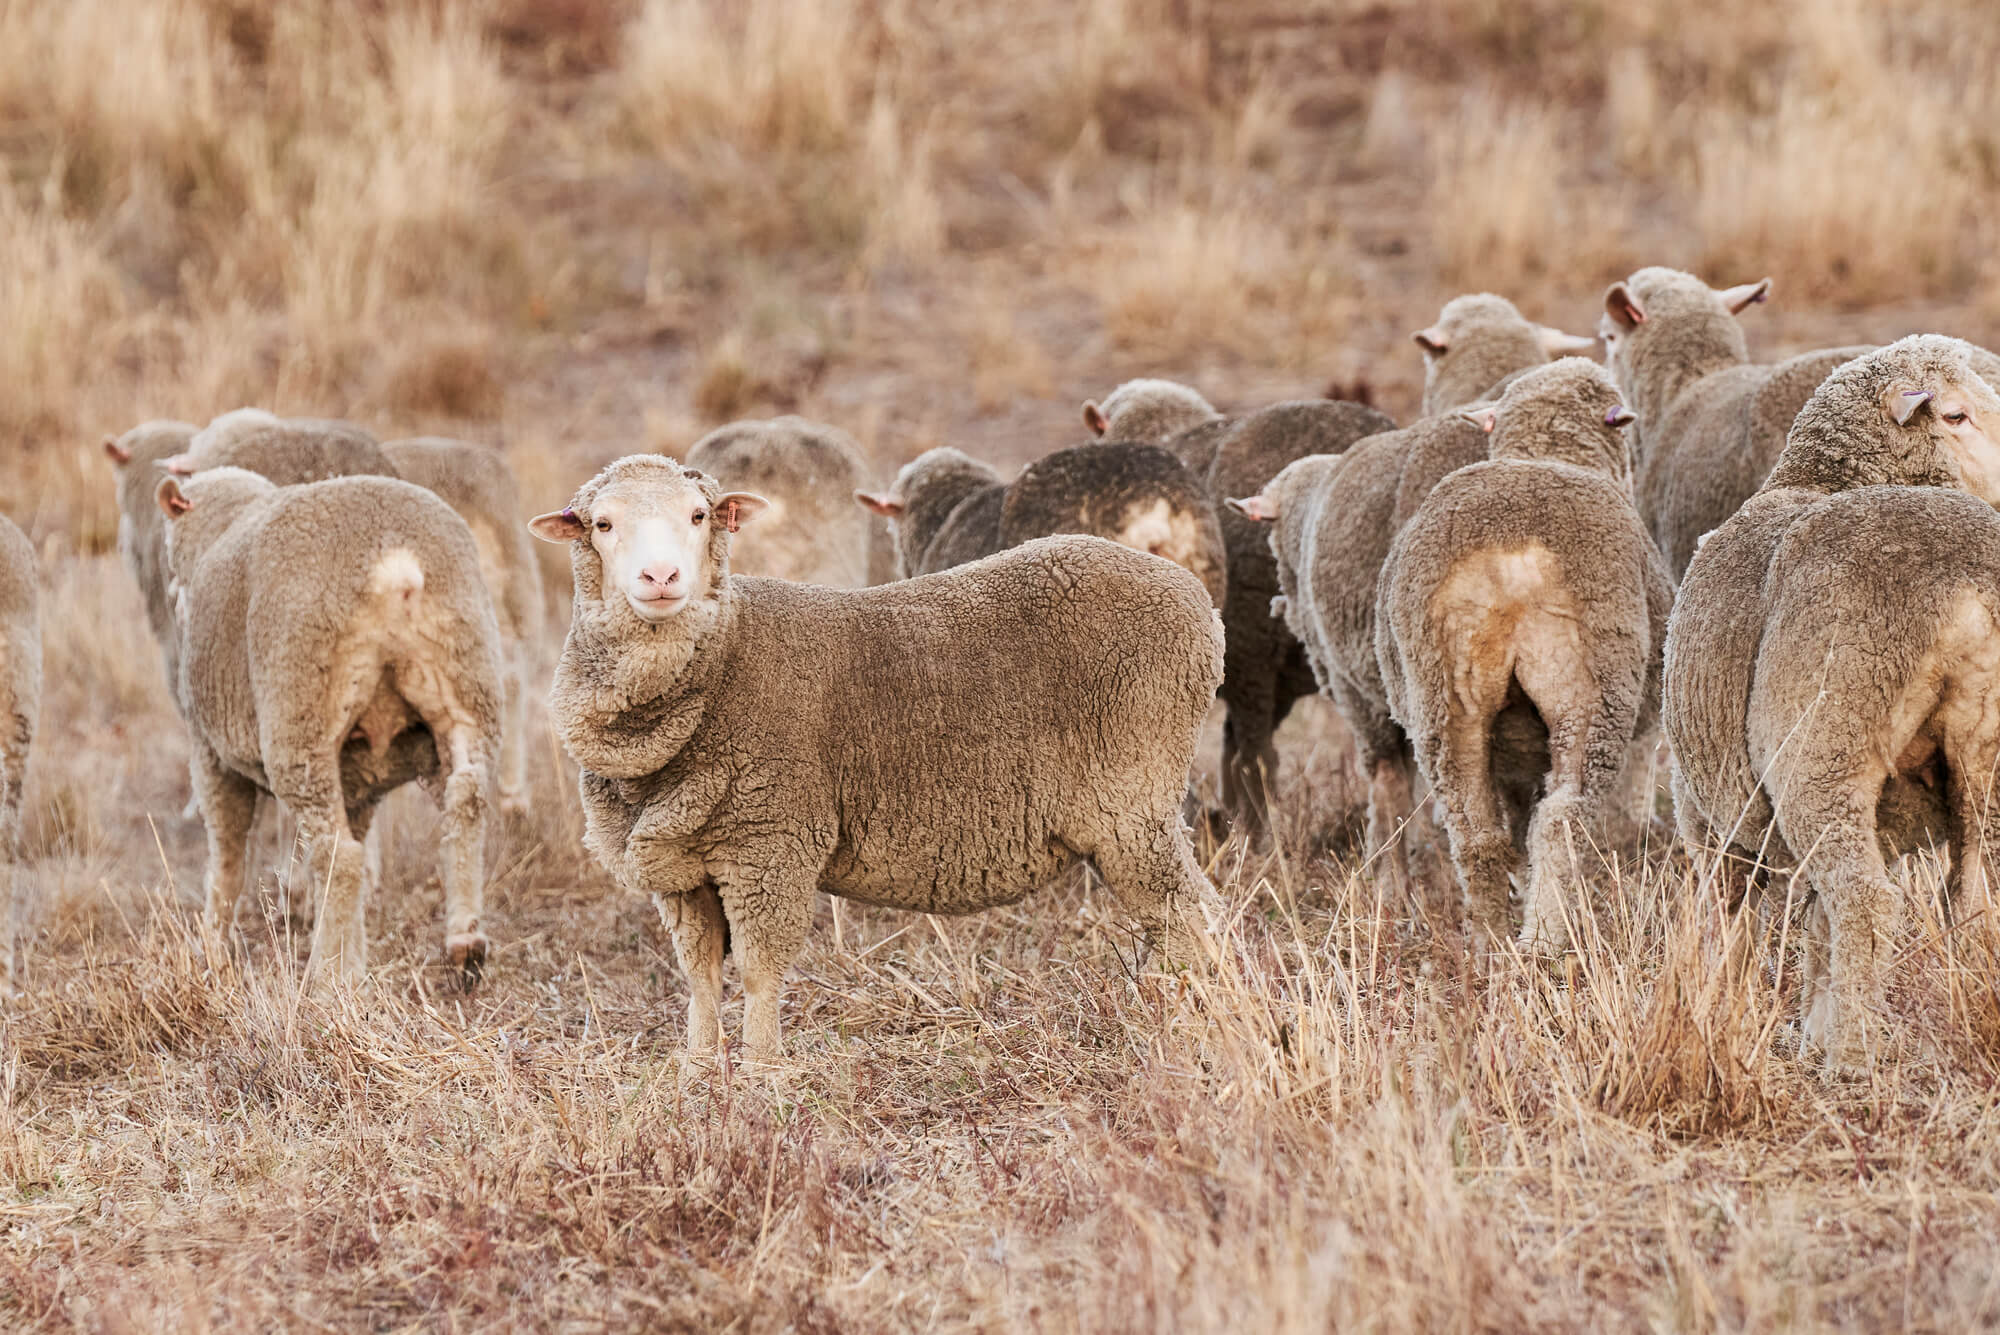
[1460,406,1499,434]
[162,452,196,477]
[1604,283,1647,329]
[854,490,904,518]
[156,477,193,519]
[1717,277,1772,314]
[102,433,132,466]
[1082,401,1110,436]
[1412,325,1449,356]
[1888,387,1933,427]
[1605,406,1637,429]
[714,492,768,533]
[1538,326,1598,356]
[1225,494,1278,523]
[528,509,587,543]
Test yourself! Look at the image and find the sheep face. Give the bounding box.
[529,457,768,624]
[1889,372,2000,505]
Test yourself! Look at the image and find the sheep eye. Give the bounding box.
[1945,410,1969,425]
[692,510,707,525]
[594,518,612,532]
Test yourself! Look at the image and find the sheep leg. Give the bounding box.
[1362,747,1416,898]
[660,884,727,1053]
[1220,673,1278,841]
[1432,713,1516,938]
[719,867,816,1056]
[297,805,370,983]
[1946,760,2000,916]
[1785,797,1896,1072]
[1095,817,1215,968]
[496,653,529,816]
[190,742,259,935]
[434,729,490,979]
[0,699,26,993]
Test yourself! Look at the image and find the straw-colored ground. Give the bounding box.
[7,1,2000,1329]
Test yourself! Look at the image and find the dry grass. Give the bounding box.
[9,0,2000,1328]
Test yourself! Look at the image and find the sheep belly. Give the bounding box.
[1432,544,1590,722]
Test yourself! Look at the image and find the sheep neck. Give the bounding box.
[552,581,735,781]
[1627,322,1750,454]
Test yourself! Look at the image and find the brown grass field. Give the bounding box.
[7,0,2000,1328]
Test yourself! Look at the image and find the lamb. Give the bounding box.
[856,442,1228,605]
[155,468,503,980]
[687,416,894,587]
[380,437,548,812]
[103,420,198,695]
[1372,359,1672,947]
[533,455,1222,1054]
[1413,292,1599,416]
[0,517,39,993]
[1663,335,2000,1068]
[1599,264,1874,576]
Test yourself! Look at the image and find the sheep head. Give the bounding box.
[1767,335,2000,503]
[1480,357,1637,481]
[530,454,768,626]
[1598,267,1769,411]
[1078,379,1218,444]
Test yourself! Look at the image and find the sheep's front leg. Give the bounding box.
[659,884,727,1053]
[191,742,260,934]
[496,652,529,816]
[718,866,818,1057]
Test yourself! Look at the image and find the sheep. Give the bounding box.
[1663,335,2000,1068]
[164,412,545,814]
[1413,292,1599,416]
[1372,359,1672,947]
[686,416,893,588]
[381,437,548,813]
[1598,264,1875,577]
[166,409,395,484]
[855,442,1228,605]
[155,467,503,981]
[532,455,1222,1055]
[103,420,198,695]
[1081,378,1221,445]
[0,517,39,994]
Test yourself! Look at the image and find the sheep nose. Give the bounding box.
[639,564,681,588]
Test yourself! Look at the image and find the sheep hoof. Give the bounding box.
[446,931,490,987]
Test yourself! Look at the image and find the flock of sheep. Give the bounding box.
[0,262,1993,1075]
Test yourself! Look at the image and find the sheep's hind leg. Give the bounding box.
[0,699,27,993]
[659,884,726,1053]
[1782,790,1897,1073]
[295,804,370,984]
[429,727,490,980]
[1433,713,1516,942]
[191,742,260,937]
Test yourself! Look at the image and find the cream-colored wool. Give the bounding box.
[1663,335,2000,1069]
[538,455,1222,1055]
[157,468,502,982]
[1375,360,1671,947]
